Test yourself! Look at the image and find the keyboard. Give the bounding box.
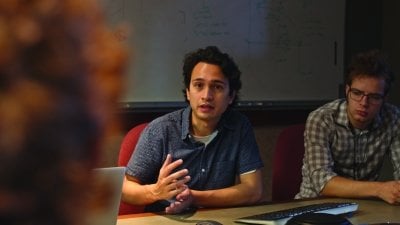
[235,202,358,225]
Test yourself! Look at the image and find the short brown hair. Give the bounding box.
[346,49,394,95]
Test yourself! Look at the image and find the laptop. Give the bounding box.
[84,167,125,225]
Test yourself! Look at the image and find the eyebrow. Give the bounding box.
[192,78,228,85]
[351,88,383,96]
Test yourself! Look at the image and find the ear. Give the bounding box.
[229,91,236,104]
[345,85,350,96]
[186,88,190,101]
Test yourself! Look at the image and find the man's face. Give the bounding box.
[186,62,234,127]
[346,76,386,129]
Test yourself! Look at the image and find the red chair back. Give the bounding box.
[118,123,148,215]
[271,123,305,201]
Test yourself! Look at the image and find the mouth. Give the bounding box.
[199,104,214,112]
[356,110,368,117]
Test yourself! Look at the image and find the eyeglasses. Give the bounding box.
[348,88,384,105]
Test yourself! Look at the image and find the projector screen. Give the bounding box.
[99,0,345,109]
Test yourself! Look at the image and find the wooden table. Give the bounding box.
[117,198,400,225]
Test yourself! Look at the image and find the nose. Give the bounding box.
[201,86,214,101]
[359,95,369,106]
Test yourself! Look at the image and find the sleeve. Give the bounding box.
[303,109,338,194]
[389,116,400,180]
[125,123,164,184]
[238,117,264,174]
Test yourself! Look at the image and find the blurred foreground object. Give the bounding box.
[0,0,128,224]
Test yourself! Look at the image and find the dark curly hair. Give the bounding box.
[346,49,394,96]
[182,46,242,105]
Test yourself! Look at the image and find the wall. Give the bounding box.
[380,0,400,180]
[382,0,400,105]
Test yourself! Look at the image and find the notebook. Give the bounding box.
[84,167,126,225]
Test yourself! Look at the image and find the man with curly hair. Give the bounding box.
[122,46,264,214]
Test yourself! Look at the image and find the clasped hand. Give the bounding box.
[378,180,400,204]
[150,154,192,213]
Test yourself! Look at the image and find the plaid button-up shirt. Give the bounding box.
[296,99,400,199]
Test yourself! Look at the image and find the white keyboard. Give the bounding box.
[235,202,358,225]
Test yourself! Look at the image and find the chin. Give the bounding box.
[356,119,372,127]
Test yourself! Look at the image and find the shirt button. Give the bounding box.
[201,169,205,172]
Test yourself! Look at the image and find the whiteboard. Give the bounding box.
[98,0,345,108]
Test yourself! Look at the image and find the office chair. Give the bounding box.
[117,122,148,215]
[271,123,306,202]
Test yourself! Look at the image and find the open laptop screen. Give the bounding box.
[84,167,125,225]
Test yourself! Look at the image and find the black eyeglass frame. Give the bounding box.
[347,87,384,105]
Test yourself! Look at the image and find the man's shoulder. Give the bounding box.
[152,108,185,122]
[223,109,251,126]
[146,108,186,132]
[309,99,343,119]
[381,102,400,123]
[383,102,400,115]
[226,108,248,119]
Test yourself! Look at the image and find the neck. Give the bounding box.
[191,118,218,136]
[351,121,369,130]
[348,115,370,130]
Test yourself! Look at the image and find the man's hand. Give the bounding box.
[165,186,194,214]
[147,154,191,201]
[376,180,400,204]
[322,176,400,205]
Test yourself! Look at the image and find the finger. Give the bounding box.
[178,175,191,185]
[164,158,184,174]
[160,155,184,179]
[167,182,178,193]
[168,169,189,183]
[165,181,187,197]
[161,154,173,169]
[175,185,191,201]
[165,204,174,214]
[161,157,184,178]
[163,170,188,188]
[165,201,179,214]
[159,154,172,177]
[165,180,183,194]
[176,188,189,201]
[173,176,191,191]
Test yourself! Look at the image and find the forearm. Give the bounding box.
[121,176,159,205]
[191,171,265,208]
[321,176,381,199]
[191,185,264,208]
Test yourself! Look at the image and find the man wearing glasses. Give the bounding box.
[296,49,400,204]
